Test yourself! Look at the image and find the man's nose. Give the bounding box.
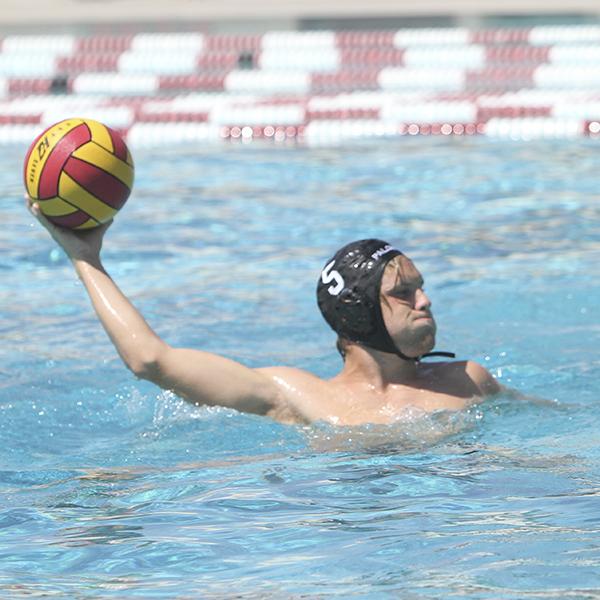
[415,289,431,311]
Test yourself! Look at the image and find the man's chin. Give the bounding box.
[399,334,435,358]
[419,334,436,355]
[414,320,436,341]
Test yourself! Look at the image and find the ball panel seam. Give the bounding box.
[63,156,131,210]
[38,122,92,199]
[72,140,134,188]
[58,171,117,223]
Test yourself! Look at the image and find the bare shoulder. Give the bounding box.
[434,360,502,397]
[256,366,326,396]
[464,360,503,395]
[257,365,322,381]
[255,366,329,423]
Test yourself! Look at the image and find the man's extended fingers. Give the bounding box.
[25,197,40,217]
[24,194,43,220]
[27,200,42,219]
[25,196,59,234]
[24,193,35,212]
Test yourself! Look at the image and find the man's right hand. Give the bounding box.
[25,194,111,265]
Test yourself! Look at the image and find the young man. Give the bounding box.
[28,199,502,426]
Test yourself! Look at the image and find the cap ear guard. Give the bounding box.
[335,286,378,341]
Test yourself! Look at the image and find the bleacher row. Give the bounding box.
[2,26,600,145]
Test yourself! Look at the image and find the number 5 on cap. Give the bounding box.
[321,261,344,296]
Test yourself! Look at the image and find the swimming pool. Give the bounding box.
[1,136,599,597]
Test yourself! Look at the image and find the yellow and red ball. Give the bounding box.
[24,118,134,229]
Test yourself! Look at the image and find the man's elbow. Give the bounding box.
[128,358,159,381]
[124,343,170,382]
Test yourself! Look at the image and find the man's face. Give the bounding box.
[379,255,436,358]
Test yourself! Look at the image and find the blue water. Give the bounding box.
[1,137,599,598]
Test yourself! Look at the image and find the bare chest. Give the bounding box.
[263,365,480,426]
[322,385,476,425]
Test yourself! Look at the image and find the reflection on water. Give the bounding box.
[57,523,145,547]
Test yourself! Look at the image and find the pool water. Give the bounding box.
[1,137,599,598]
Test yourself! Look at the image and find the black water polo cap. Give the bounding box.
[316,239,456,361]
[316,239,403,356]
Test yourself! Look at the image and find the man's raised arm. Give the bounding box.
[27,198,284,417]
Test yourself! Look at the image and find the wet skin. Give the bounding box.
[28,198,501,426]
[258,256,502,425]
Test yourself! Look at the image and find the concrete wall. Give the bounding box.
[2,0,600,31]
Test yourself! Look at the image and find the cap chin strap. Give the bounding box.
[416,350,456,361]
[393,347,419,362]
[393,347,456,362]
[363,346,457,362]
[361,337,456,362]
[380,330,456,362]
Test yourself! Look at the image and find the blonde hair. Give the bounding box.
[380,255,410,311]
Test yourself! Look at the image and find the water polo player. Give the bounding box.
[27,200,502,425]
